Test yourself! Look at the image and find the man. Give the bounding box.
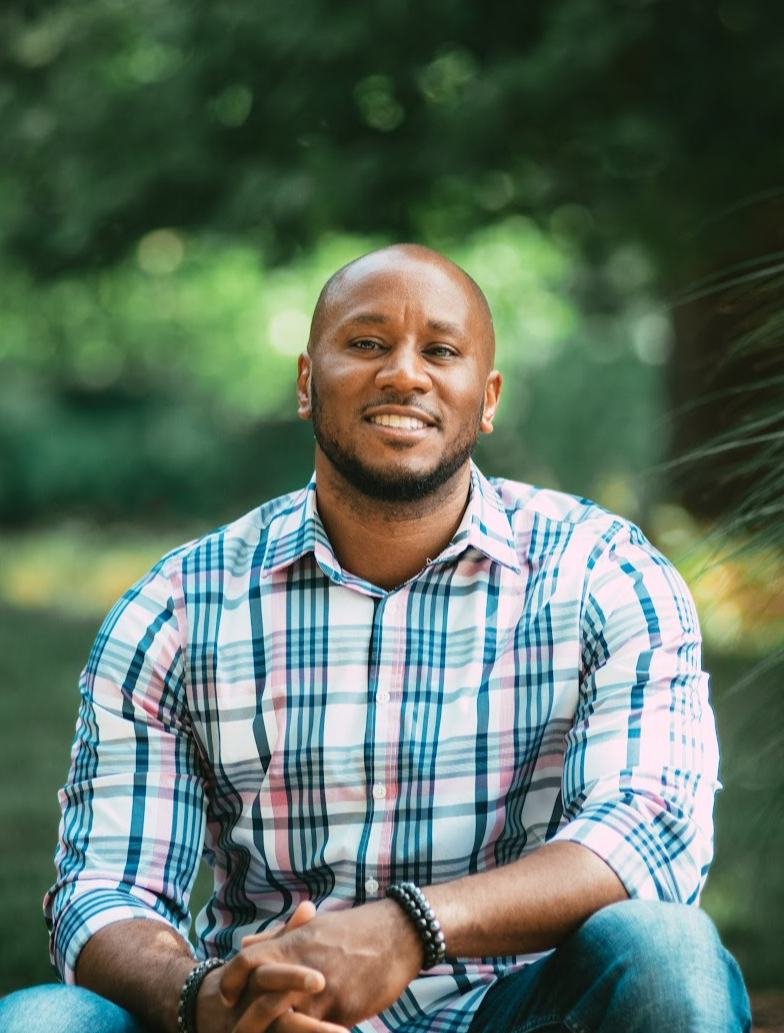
[1,245,750,1032]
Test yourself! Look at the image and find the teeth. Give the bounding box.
[370,414,427,430]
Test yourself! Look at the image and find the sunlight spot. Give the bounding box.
[269,309,310,356]
[632,312,674,365]
[354,75,405,132]
[137,229,185,276]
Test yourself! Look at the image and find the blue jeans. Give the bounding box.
[467,901,751,1033]
[0,902,751,1032]
[0,982,153,1032]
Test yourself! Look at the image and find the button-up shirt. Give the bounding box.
[45,463,719,1032]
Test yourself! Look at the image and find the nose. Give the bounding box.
[375,344,431,393]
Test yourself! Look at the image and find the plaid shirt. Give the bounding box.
[45,463,719,1032]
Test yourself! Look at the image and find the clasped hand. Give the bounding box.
[196,898,424,1033]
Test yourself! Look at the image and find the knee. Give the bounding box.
[577,899,722,971]
[565,901,751,1030]
[0,984,148,1033]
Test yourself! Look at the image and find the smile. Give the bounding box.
[368,414,429,430]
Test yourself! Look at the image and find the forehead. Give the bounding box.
[323,257,481,333]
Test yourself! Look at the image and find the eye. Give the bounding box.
[425,344,457,359]
[350,338,382,351]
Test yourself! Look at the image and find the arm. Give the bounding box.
[221,525,716,1028]
[47,561,348,1033]
[220,841,624,1028]
[551,524,720,902]
[44,556,206,984]
[76,905,349,1033]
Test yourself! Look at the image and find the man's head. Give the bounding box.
[297,244,501,504]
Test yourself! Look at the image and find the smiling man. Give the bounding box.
[299,246,501,591]
[2,246,750,1033]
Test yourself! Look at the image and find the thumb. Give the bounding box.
[286,900,318,930]
[240,900,317,948]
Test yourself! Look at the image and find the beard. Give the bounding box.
[310,379,481,503]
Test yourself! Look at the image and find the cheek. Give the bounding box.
[311,370,362,425]
[445,381,488,420]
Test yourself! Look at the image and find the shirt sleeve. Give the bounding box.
[43,554,207,984]
[551,521,720,903]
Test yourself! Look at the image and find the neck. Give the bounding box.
[313,455,472,591]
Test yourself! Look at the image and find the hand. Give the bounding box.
[195,902,350,1033]
[220,900,424,1029]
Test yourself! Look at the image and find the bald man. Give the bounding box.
[2,247,749,1033]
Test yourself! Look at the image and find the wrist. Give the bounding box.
[178,957,226,1033]
[383,898,425,970]
[385,883,447,970]
[163,956,203,1033]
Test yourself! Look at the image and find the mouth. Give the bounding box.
[363,405,438,434]
[367,413,430,431]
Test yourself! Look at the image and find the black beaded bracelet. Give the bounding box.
[177,957,225,1033]
[386,882,447,969]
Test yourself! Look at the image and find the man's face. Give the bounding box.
[297,253,501,503]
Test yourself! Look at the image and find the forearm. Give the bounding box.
[75,919,196,1033]
[426,840,627,958]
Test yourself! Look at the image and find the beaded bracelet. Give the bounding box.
[385,882,447,969]
[177,956,225,1033]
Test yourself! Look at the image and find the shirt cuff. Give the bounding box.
[550,801,706,904]
[48,887,194,985]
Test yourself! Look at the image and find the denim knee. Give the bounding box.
[0,984,152,1033]
[563,900,751,1032]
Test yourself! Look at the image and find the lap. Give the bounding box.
[1,905,752,1033]
[468,900,752,1033]
[0,984,154,1033]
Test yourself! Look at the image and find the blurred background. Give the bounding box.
[1,0,783,1013]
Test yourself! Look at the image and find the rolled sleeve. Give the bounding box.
[553,525,720,903]
[44,555,206,984]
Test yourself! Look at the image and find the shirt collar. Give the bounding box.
[260,477,341,581]
[439,462,522,574]
[260,461,521,581]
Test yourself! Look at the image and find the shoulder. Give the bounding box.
[485,473,683,591]
[487,474,636,550]
[130,487,311,599]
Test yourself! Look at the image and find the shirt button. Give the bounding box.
[376,690,390,703]
[372,783,387,800]
[365,877,380,895]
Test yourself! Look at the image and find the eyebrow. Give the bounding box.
[426,318,462,337]
[347,313,463,336]
[348,312,390,326]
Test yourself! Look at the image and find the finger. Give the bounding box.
[220,952,254,1007]
[271,1012,350,1033]
[221,950,323,1008]
[285,901,317,930]
[246,963,325,995]
[231,988,314,1033]
[241,901,317,948]
[220,946,283,1007]
[241,927,277,948]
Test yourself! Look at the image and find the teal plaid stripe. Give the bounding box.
[45,463,719,1033]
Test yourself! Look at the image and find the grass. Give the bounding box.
[1,603,782,996]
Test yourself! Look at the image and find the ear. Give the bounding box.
[296,352,312,420]
[479,370,502,434]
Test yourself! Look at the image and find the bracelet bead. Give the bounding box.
[386,882,447,970]
[177,956,225,1033]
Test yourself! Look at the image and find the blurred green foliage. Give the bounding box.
[1,0,783,1000]
[1,0,781,279]
[2,0,782,526]
[0,219,667,524]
